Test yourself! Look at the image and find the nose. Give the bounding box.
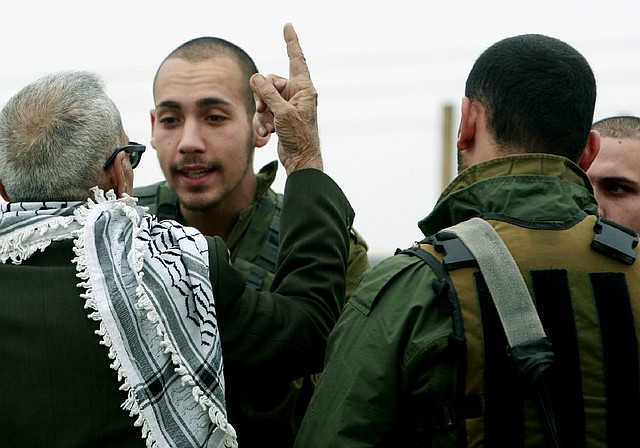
[177,118,205,154]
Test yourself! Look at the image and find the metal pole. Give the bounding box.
[441,103,454,192]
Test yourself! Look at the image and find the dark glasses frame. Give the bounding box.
[103,142,146,170]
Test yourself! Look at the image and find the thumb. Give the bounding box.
[250,74,287,115]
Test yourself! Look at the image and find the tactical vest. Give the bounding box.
[397,216,640,447]
[229,192,282,291]
[135,182,282,291]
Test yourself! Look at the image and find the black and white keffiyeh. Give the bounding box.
[0,188,237,448]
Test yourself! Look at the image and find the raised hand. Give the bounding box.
[250,23,323,174]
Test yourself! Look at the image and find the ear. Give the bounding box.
[150,109,158,149]
[0,181,10,202]
[253,113,271,148]
[457,97,478,151]
[100,151,133,197]
[577,130,601,172]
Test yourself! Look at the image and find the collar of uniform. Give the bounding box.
[442,153,592,198]
[418,153,598,236]
[255,160,279,200]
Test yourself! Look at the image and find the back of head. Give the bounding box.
[592,115,640,140]
[0,71,122,201]
[465,34,596,162]
[154,37,259,114]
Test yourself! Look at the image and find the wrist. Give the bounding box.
[284,153,323,175]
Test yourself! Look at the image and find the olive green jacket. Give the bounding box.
[0,169,352,447]
[295,154,640,447]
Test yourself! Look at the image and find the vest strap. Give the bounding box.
[443,218,546,349]
[442,217,559,448]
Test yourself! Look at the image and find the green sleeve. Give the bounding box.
[295,254,452,447]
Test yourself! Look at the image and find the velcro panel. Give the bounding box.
[531,269,586,448]
[475,273,525,447]
[590,272,640,446]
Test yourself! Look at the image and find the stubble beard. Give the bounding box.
[179,187,226,212]
[177,146,254,213]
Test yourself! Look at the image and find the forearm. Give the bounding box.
[273,168,352,315]
[214,169,352,380]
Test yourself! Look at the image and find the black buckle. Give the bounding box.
[433,231,477,270]
[591,217,638,265]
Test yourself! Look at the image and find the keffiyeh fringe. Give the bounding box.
[72,188,237,447]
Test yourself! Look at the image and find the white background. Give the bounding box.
[1,0,639,260]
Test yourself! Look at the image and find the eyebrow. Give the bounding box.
[601,175,633,182]
[155,100,180,110]
[155,97,232,110]
[197,97,231,108]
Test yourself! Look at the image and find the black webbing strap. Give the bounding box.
[240,194,283,290]
[397,242,468,446]
[398,242,466,359]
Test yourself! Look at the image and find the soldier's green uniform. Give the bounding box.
[134,161,370,446]
[295,154,640,447]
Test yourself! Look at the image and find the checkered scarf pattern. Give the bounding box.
[0,188,237,448]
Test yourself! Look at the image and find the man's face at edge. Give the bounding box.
[587,136,640,233]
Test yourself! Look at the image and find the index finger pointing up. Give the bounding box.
[284,23,311,80]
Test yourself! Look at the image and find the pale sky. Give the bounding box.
[1,0,639,258]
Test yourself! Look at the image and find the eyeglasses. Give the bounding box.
[103,142,146,170]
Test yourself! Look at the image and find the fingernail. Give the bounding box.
[258,127,267,137]
[253,74,266,86]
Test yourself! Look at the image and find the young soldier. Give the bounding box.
[133,27,370,446]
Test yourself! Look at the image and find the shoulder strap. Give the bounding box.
[233,192,283,290]
[155,183,181,221]
[444,218,547,352]
[398,243,465,342]
[443,217,560,447]
[256,192,283,273]
[396,243,471,443]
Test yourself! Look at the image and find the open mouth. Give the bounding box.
[179,168,211,179]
